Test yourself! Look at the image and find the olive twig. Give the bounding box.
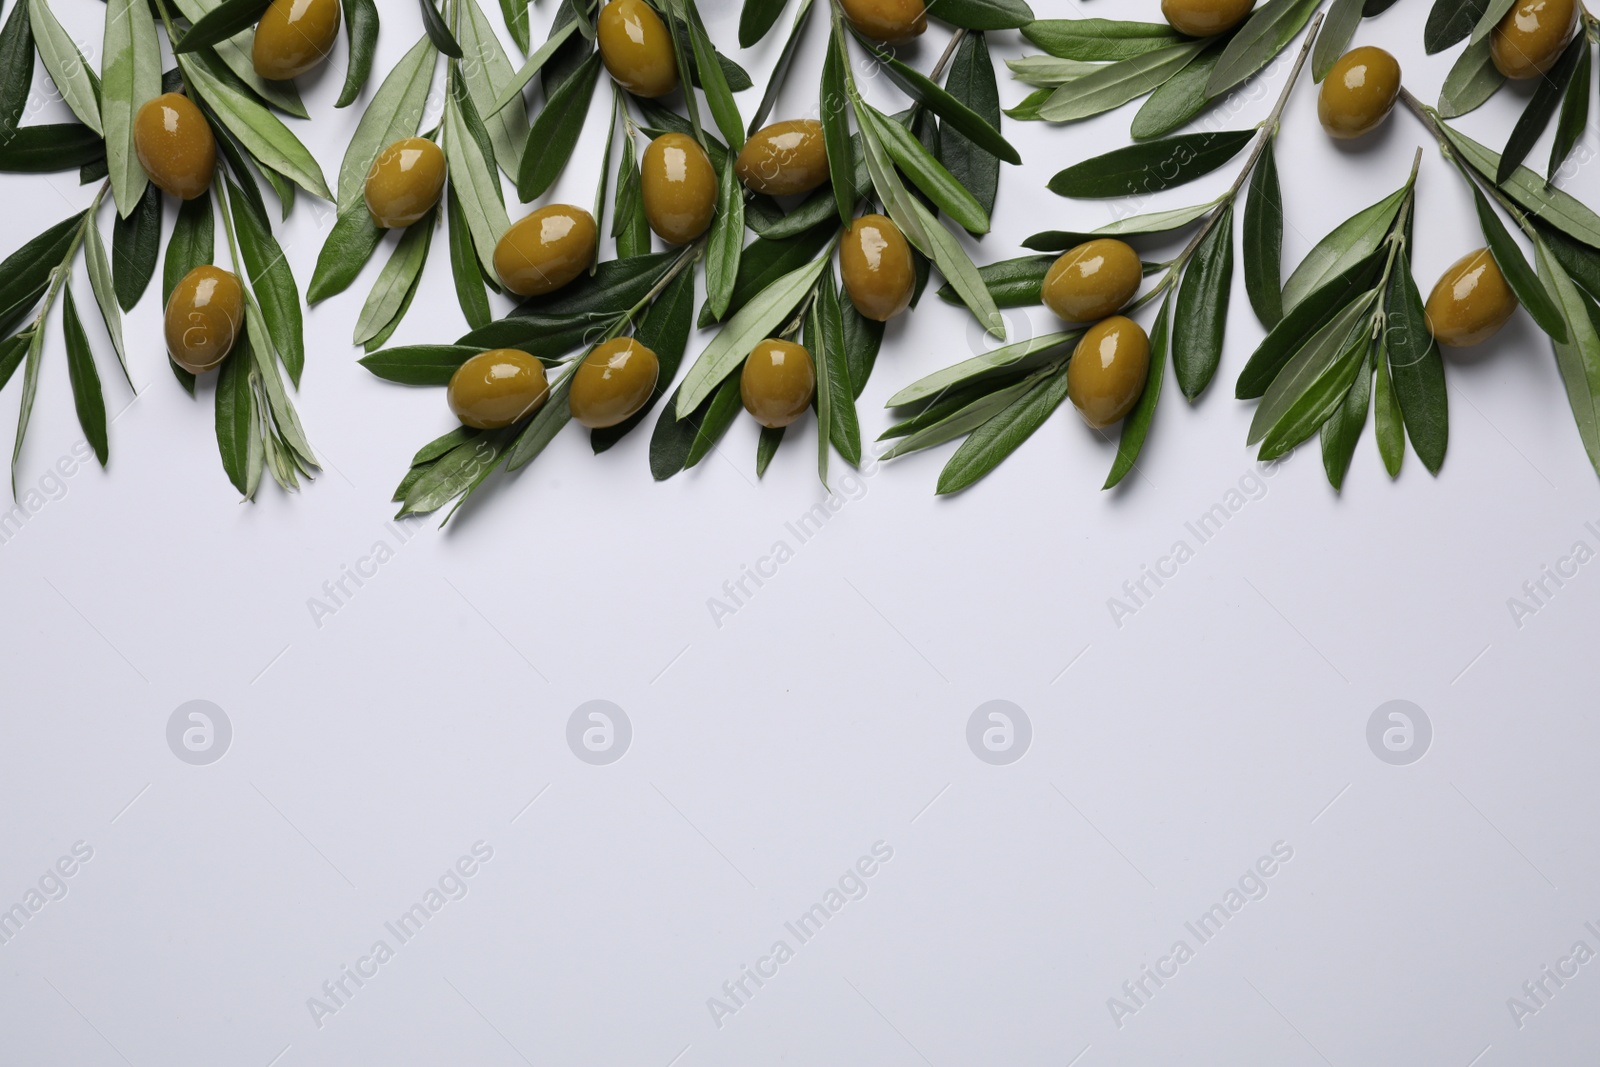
[1397,86,1543,242]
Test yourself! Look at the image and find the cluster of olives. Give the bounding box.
[1039,240,1151,429]
[446,339,662,431]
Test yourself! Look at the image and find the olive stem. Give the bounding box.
[29,183,109,339]
[1398,86,1542,240]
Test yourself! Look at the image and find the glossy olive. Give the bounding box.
[133,93,216,201]
[735,120,829,197]
[493,205,597,297]
[252,0,341,81]
[448,350,550,429]
[364,138,446,229]
[597,0,678,97]
[1161,0,1254,37]
[1492,0,1579,79]
[741,339,815,428]
[1068,316,1151,429]
[569,338,660,428]
[1319,47,1401,139]
[165,266,243,374]
[840,214,914,322]
[1041,239,1142,323]
[839,0,926,41]
[641,133,716,245]
[1424,249,1519,348]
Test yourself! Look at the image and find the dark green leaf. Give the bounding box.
[499,0,530,52]
[1319,343,1371,489]
[175,0,272,52]
[592,265,695,452]
[112,181,162,312]
[872,105,989,233]
[1469,181,1567,341]
[1256,329,1367,460]
[0,211,86,339]
[0,333,26,392]
[1549,36,1591,181]
[937,254,1054,308]
[1130,45,1222,139]
[821,31,854,227]
[1384,250,1448,474]
[817,269,860,467]
[419,0,462,57]
[613,135,650,259]
[1022,20,1180,62]
[1497,34,1584,185]
[517,51,600,201]
[747,0,813,133]
[698,222,834,328]
[683,372,744,469]
[465,252,678,358]
[1438,35,1503,118]
[307,205,383,304]
[1536,218,1600,302]
[215,330,255,494]
[1242,140,1284,328]
[686,2,743,149]
[706,155,745,321]
[865,43,1020,163]
[1443,124,1600,248]
[336,0,380,107]
[1236,251,1385,398]
[1105,291,1170,490]
[228,178,305,384]
[926,0,1033,30]
[936,365,1073,494]
[447,185,492,332]
[0,0,35,132]
[1373,336,1404,476]
[1048,130,1254,199]
[841,298,883,399]
[755,425,784,475]
[1425,0,1491,54]
[1206,0,1321,98]
[0,124,106,173]
[61,288,108,466]
[1313,0,1366,82]
[359,344,480,385]
[1174,206,1234,400]
[739,0,787,46]
[939,31,1002,217]
[163,193,214,305]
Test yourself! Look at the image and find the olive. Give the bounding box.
[493,205,597,297]
[1492,0,1579,79]
[597,0,678,98]
[364,137,446,229]
[1161,0,1254,37]
[252,0,341,81]
[840,214,915,322]
[1041,239,1142,323]
[569,338,661,428]
[133,93,215,201]
[1424,249,1519,348]
[839,0,926,41]
[165,266,243,374]
[1068,316,1151,429]
[448,350,550,430]
[1319,47,1401,139]
[741,339,815,428]
[641,133,716,245]
[735,120,829,197]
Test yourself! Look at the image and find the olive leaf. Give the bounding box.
[1038,42,1204,123]
[419,0,463,57]
[1314,0,1366,81]
[1048,130,1254,199]
[61,287,108,466]
[1130,46,1223,140]
[0,125,105,173]
[337,0,381,107]
[1425,0,1493,53]
[869,104,989,234]
[499,0,530,52]
[1537,239,1600,477]
[0,0,34,134]
[1022,20,1180,63]
[445,79,510,278]
[178,52,331,199]
[705,222,835,327]
[939,31,1002,217]
[228,178,306,384]
[820,30,854,227]
[1497,34,1584,184]
[517,50,601,201]
[168,0,306,117]
[1382,248,1447,474]
[460,251,679,356]
[592,266,695,453]
[163,192,214,304]
[112,182,161,312]
[1550,39,1590,182]
[936,364,1073,495]
[706,155,744,321]
[1174,206,1234,400]
[28,0,102,133]
[1247,297,1372,449]
[174,0,272,53]
[755,425,784,476]
[1319,340,1372,490]
[929,0,1033,30]
[308,207,383,304]
[458,0,530,177]
[215,334,259,496]
[887,332,1074,408]
[1469,0,1517,45]
[356,209,435,345]
[1466,181,1567,341]
[1105,293,1170,490]
[1441,123,1600,249]
[748,0,813,133]
[857,39,1020,163]
[103,0,161,216]
[685,0,743,150]
[880,378,1035,458]
[1373,336,1404,477]
[936,255,1055,308]
[816,266,859,468]
[1206,0,1321,98]
[1437,35,1502,118]
[0,211,85,339]
[447,185,492,331]
[83,223,130,385]
[1242,141,1284,328]
[1236,252,1385,398]
[1281,185,1406,312]
[337,34,436,213]
[739,0,788,47]
[493,18,580,113]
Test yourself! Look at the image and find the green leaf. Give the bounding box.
[1443,123,1600,249]
[1206,0,1321,99]
[0,211,86,339]
[841,297,882,398]
[739,0,788,46]
[926,0,1033,30]
[1039,42,1204,123]
[102,0,161,216]
[1497,34,1583,184]
[336,0,380,107]
[1536,218,1600,302]
[29,0,102,133]
[0,124,104,173]
[112,181,161,312]
[1256,330,1366,461]
[1539,247,1600,478]
[676,254,828,416]
[1048,130,1254,199]
[1237,252,1384,398]
[445,79,510,277]
[1282,185,1405,312]
[881,377,1034,456]
[592,265,695,452]
[61,287,108,466]
[228,179,305,384]
[355,209,435,345]
[178,52,332,200]
[1425,0,1492,53]
[1130,45,1223,140]
[11,318,46,494]
[359,344,480,385]
[1313,0,1366,82]
[1319,343,1371,489]
[1007,55,1104,88]
[1469,182,1567,341]
[686,2,743,150]
[748,0,813,133]
[888,332,1075,407]
[1383,251,1447,474]
[1549,36,1590,182]
[1022,20,1180,63]
[464,250,678,349]
[491,17,580,114]
[419,0,463,56]
[499,0,530,52]
[175,0,272,52]
[755,424,784,475]
[816,268,859,467]
[613,135,650,259]
[1248,299,1370,447]
[308,205,383,304]
[83,224,130,386]
[0,0,34,134]
[1438,34,1503,118]
[1469,0,1517,46]
[458,0,530,176]
[214,328,255,494]
[865,43,1020,163]
[517,51,600,201]
[1105,292,1169,489]
[939,31,1001,217]
[1174,206,1234,400]
[400,432,506,519]
[168,0,308,119]
[1243,140,1284,328]
[1373,336,1404,477]
[706,155,745,321]
[821,30,854,227]
[447,185,492,331]
[870,105,989,234]
[936,254,1054,309]
[702,222,835,327]
[682,372,744,470]
[936,365,1072,494]
[337,34,436,213]
[163,192,214,305]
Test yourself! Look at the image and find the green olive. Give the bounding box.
[840,0,926,41]
[252,0,341,81]
[1425,249,1519,348]
[741,339,815,428]
[448,349,550,429]
[569,338,660,428]
[1492,0,1579,79]
[1161,0,1254,36]
[641,133,716,245]
[364,137,446,229]
[1068,316,1151,429]
[735,120,829,197]
[1318,47,1401,139]
[493,205,596,298]
[133,93,215,201]
[165,266,243,374]
[597,0,678,98]
[840,214,914,322]
[1041,239,1142,323]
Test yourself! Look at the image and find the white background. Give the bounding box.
[2,0,1599,1063]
